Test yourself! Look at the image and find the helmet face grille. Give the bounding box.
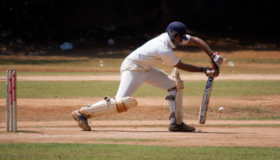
[168,29,178,39]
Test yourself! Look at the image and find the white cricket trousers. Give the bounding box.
[115,67,176,99]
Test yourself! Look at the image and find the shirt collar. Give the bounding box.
[166,33,175,49]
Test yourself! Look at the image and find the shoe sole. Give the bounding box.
[72,111,91,131]
[169,127,196,132]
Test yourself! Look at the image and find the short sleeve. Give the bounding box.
[160,51,180,66]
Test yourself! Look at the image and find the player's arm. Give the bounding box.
[174,60,219,77]
[185,36,213,57]
[174,60,201,72]
[184,36,223,68]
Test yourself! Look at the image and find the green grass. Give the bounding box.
[0,80,279,98]
[0,59,123,66]
[2,53,280,75]
[209,81,280,96]
[0,143,279,160]
[179,57,280,65]
[0,81,120,98]
[0,72,119,76]
[98,138,159,142]
[0,59,124,73]
[0,60,88,65]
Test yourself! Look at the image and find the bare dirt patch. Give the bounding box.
[1,96,279,122]
[1,126,280,147]
[0,96,280,147]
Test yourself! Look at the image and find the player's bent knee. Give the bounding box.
[176,80,184,90]
[80,97,138,118]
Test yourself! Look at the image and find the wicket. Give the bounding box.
[6,69,17,132]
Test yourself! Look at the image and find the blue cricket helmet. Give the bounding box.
[166,21,188,40]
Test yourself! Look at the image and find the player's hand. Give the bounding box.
[209,52,223,68]
[201,67,219,77]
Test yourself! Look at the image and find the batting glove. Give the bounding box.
[209,52,223,68]
[201,67,220,77]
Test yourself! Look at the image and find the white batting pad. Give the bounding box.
[80,97,138,118]
[171,68,184,125]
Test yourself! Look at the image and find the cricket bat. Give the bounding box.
[199,52,219,124]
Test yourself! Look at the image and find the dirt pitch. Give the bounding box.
[0,75,280,147]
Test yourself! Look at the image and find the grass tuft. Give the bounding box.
[98,138,160,142]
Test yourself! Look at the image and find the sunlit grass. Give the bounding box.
[0,81,279,98]
[0,143,279,160]
[2,50,280,74]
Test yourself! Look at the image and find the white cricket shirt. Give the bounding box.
[121,33,190,72]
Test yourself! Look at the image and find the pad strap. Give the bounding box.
[165,95,175,101]
[167,86,177,92]
[115,98,127,113]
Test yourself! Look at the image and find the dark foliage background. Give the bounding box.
[1,0,279,55]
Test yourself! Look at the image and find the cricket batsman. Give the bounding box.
[72,21,223,132]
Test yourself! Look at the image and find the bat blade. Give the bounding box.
[199,76,215,124]
[199,52,220,124]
